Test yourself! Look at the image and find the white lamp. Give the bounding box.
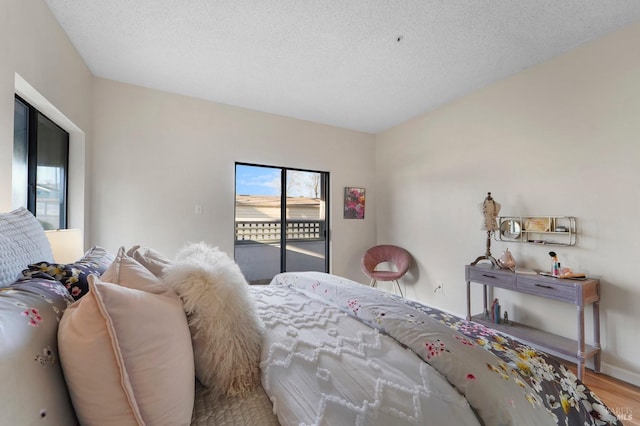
[45,229,84,263]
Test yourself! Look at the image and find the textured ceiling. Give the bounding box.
[44,1,640,133]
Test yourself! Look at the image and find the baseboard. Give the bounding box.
[529,346,640,388]
[600,362,640,388]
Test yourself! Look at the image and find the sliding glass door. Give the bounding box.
[234,163,329,284]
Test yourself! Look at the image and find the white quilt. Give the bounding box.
[252,284,481,426]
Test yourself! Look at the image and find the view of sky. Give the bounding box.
[235,164,281,196]
[235,165,321,198]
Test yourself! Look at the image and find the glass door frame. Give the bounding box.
[234,162,330,280]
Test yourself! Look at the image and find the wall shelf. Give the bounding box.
[495,216,576,246]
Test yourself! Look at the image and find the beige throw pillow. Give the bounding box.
[126,245,172,277]
[102,246,175,296]
[162,242,263,399]
[58,276,194,426]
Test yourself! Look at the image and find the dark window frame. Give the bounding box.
[15,95,70,229]
[234,162,331,277]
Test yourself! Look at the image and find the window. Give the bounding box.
[13,95,70,229]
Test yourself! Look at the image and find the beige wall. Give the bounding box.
[0,0,92,235]
[90,78,376,281]
[376,22,640,385]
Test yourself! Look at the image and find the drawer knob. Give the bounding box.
[482,274,498,279]
[535,284,555,290]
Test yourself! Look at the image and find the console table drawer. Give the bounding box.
[516,277,574,302]
[467,267,515,289]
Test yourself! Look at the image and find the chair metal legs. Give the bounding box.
[369,279,403,297]
[392,280,404,297]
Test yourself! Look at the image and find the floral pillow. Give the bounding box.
[22,246,114,301]
[0,277,76,424]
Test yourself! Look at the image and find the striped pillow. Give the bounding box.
[0,208,53,287]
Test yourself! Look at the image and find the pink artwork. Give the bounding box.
[344,187,365,219]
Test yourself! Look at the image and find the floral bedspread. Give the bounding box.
[270,272,621,426]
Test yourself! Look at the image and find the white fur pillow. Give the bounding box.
[162,242,263,398]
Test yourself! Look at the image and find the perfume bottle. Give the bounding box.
[549,251,560,277]
[492,298,501,324]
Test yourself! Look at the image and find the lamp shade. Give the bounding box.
[45,229,84,264]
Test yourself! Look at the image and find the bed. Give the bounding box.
[254,271,620,425]
[0,207,622,425]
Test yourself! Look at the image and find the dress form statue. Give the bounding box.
[471,192,500,266]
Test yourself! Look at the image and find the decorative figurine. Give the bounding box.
[497,248,516,271]
[471,192,501,267]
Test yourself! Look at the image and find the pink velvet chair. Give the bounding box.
[361,245,411,297]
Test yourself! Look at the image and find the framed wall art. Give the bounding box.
[344,187,365,219]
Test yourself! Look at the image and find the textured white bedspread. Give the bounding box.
[252,284,481,426]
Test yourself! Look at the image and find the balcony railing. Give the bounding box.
[235,220,325,243]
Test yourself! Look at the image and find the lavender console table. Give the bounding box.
[465,264,601,381]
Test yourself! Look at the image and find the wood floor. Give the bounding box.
[562,362,640,426]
